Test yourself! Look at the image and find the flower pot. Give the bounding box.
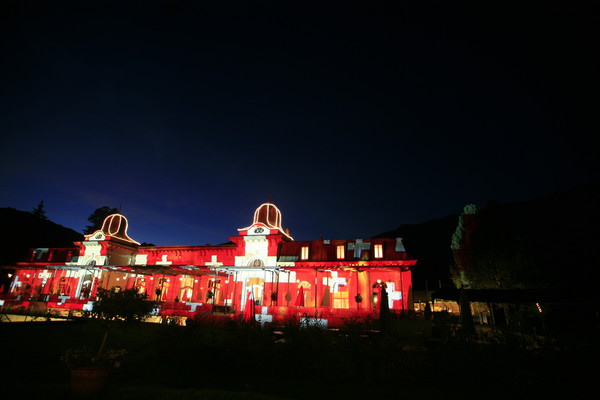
[70,365,112,397]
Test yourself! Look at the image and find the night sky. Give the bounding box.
[1,1,598,247]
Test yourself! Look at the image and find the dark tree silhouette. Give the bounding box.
[451,204,538,290]
[468,210,538,289]
[84,206,120,234]
[92,287,156,358]
[30,200,48,220]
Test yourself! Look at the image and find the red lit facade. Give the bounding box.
[1,203,416,327]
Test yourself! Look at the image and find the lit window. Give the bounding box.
[374,244,383,258]
[336,245,345,259]
[301,246,309,260]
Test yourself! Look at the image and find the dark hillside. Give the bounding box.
[0,207,83,266]
[374,214,458,290]
[476,184,600,290]
[376,184,600,291]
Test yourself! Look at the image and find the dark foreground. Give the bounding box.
[0,316,597,399]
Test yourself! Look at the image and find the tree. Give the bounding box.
[84,206,120,234]
[467,210,538,289]
[451,204,539,290]
[93,287,156,323]
[31,200,48,220]
[61,288,156,372]
[450,204,479,288]
[92,288,157,356]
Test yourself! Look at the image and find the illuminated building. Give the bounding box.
[0,202,416,327]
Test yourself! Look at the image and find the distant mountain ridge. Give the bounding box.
[0,207,83,266]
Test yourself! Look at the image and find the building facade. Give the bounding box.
[1,202,416,327]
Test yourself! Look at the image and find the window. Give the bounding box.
[250,259,264,267]
[374,244,383,258]
[300,246,309,260]
[336,245,345,259]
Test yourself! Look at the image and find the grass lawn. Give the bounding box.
[0,318,597,399]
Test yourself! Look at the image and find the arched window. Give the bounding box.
[248,259,264,267]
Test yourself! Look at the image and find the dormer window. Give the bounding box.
[374,244,383,259]
[336,245,345,259]
[301,246,309,260]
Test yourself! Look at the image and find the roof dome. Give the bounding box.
[101,214,139,244]
[238,202,292,240]
[253,203,283,230]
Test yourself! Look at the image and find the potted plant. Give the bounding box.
[355,293,363,304]
[62,287,156,396]
[61,346,127,397]
[61,347,127,369]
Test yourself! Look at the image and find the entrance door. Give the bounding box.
[135,276,147,294]
[207,278,221,304]
[157,278,170,301]
[245,278,264,305]
[179,275,194,302]
[78,271,94,299]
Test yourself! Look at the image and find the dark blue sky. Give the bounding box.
[1,1,598,246]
